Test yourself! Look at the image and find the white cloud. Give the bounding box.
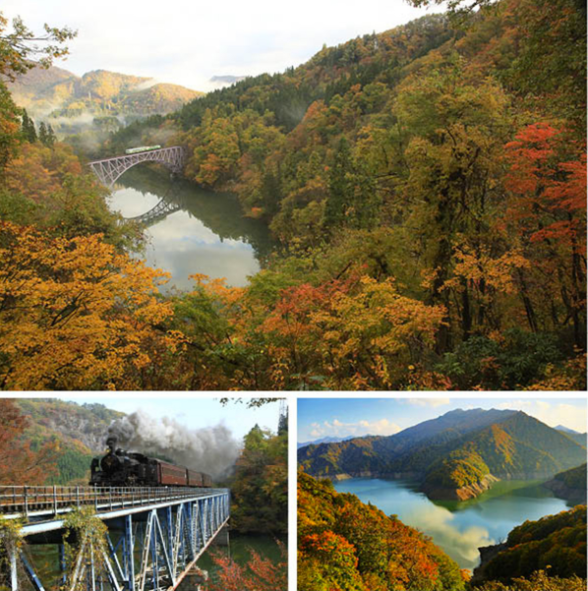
[496,400,587,433]
[1,0,443,92]
[308,417,401,439]
[405,398,451,408]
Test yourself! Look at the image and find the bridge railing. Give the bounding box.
[0,485,222,519]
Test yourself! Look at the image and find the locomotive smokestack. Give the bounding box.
[106,436,117,452]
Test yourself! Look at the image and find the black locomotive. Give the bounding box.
[90,437,213,488]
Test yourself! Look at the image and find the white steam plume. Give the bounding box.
[107,410,241,479]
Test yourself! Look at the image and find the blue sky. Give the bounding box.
[298,397,588,442]
[2,0,442,92]
[49,394,282,443]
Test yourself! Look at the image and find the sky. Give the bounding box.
[50,394,283,443]
[3,0,442,92]
[298,397,588,442]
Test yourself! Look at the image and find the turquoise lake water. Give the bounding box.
[333,477,569,570]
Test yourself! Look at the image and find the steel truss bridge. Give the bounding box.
[88,147,186,188]
[126,199,182,227]
[0,485,230,591]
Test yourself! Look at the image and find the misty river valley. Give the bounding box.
[108,166,274,291]
[333,477,570,571]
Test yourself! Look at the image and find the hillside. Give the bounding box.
[298,471,466,591]
[15,399,124,485]
[299,409,587,500]
[472,506,587,586]
[6,67,204,132]
[99,0,586,392]
[544,464,587,504]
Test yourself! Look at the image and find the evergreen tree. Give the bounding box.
[46,124,56,147]
[21,109,37,142]
[38,121,48,145]
[325,137,353,229]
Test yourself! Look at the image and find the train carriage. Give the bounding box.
[90,437,213,489]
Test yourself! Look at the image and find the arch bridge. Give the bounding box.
[0,485,230,591]
[88,147,186,189]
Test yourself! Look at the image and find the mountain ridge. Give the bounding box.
[299,409,587,500]
[6,66,204,131]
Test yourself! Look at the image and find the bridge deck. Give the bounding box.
[0,485,226,523]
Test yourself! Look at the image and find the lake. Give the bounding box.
[333,477,569,570]
[108,166,273,291]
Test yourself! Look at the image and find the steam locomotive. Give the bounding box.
[90,437,213,488]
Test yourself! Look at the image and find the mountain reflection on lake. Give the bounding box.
[333,477,569,570]
[108,166,273,292]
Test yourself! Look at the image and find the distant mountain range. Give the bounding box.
[297,435,356,449]
[298,409,587,500]
[6,67,204,132]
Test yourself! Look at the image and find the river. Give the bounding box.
[108,166,273,291]
[333,477,570,570]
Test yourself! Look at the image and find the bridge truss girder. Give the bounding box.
[7,492,230,591]
[127,199,182,227]
[88,147,186,189]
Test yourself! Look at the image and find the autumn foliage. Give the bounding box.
[0,221,177,390]
[0,399,57,484]
[297,472,466,591]
[206,544,287,591]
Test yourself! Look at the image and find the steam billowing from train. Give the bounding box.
[107,410,240,479]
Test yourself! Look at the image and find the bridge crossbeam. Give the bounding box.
[88,147,186,189]
[126,199,182,227]
[2,488,230,591]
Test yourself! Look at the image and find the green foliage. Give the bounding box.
[424,450,490,489]
[474,570,586,591]
[552,463,587,490]
[230,425,287,535]
[436,330,566,390]
[0,517,24,591]
[476,506,587,585]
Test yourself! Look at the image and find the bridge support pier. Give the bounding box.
[211,524,229,547]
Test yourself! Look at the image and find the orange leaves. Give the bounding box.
[505,122,587,248]
[260,276,445,389]
[0,221,175,390]
[0,399,58,484]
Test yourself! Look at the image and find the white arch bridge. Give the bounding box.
[88,147,186,188]
[0,485,230,591]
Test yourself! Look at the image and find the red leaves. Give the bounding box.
[505,122,586,250]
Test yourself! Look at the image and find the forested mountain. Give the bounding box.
[555,428,587,448]
[6,67,203,134]
[0,0,585,391]
[298,409,587,499]
[101,0,585,391]
[13,399,124,485]
[544,463,587,504]
[472,506,587,587]
[298,471,467,591]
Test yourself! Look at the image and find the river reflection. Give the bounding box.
[333,477,569,570]
[108,166,273,291]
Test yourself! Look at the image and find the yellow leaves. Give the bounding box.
[448,245,532,295]
[0,221,177,390]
